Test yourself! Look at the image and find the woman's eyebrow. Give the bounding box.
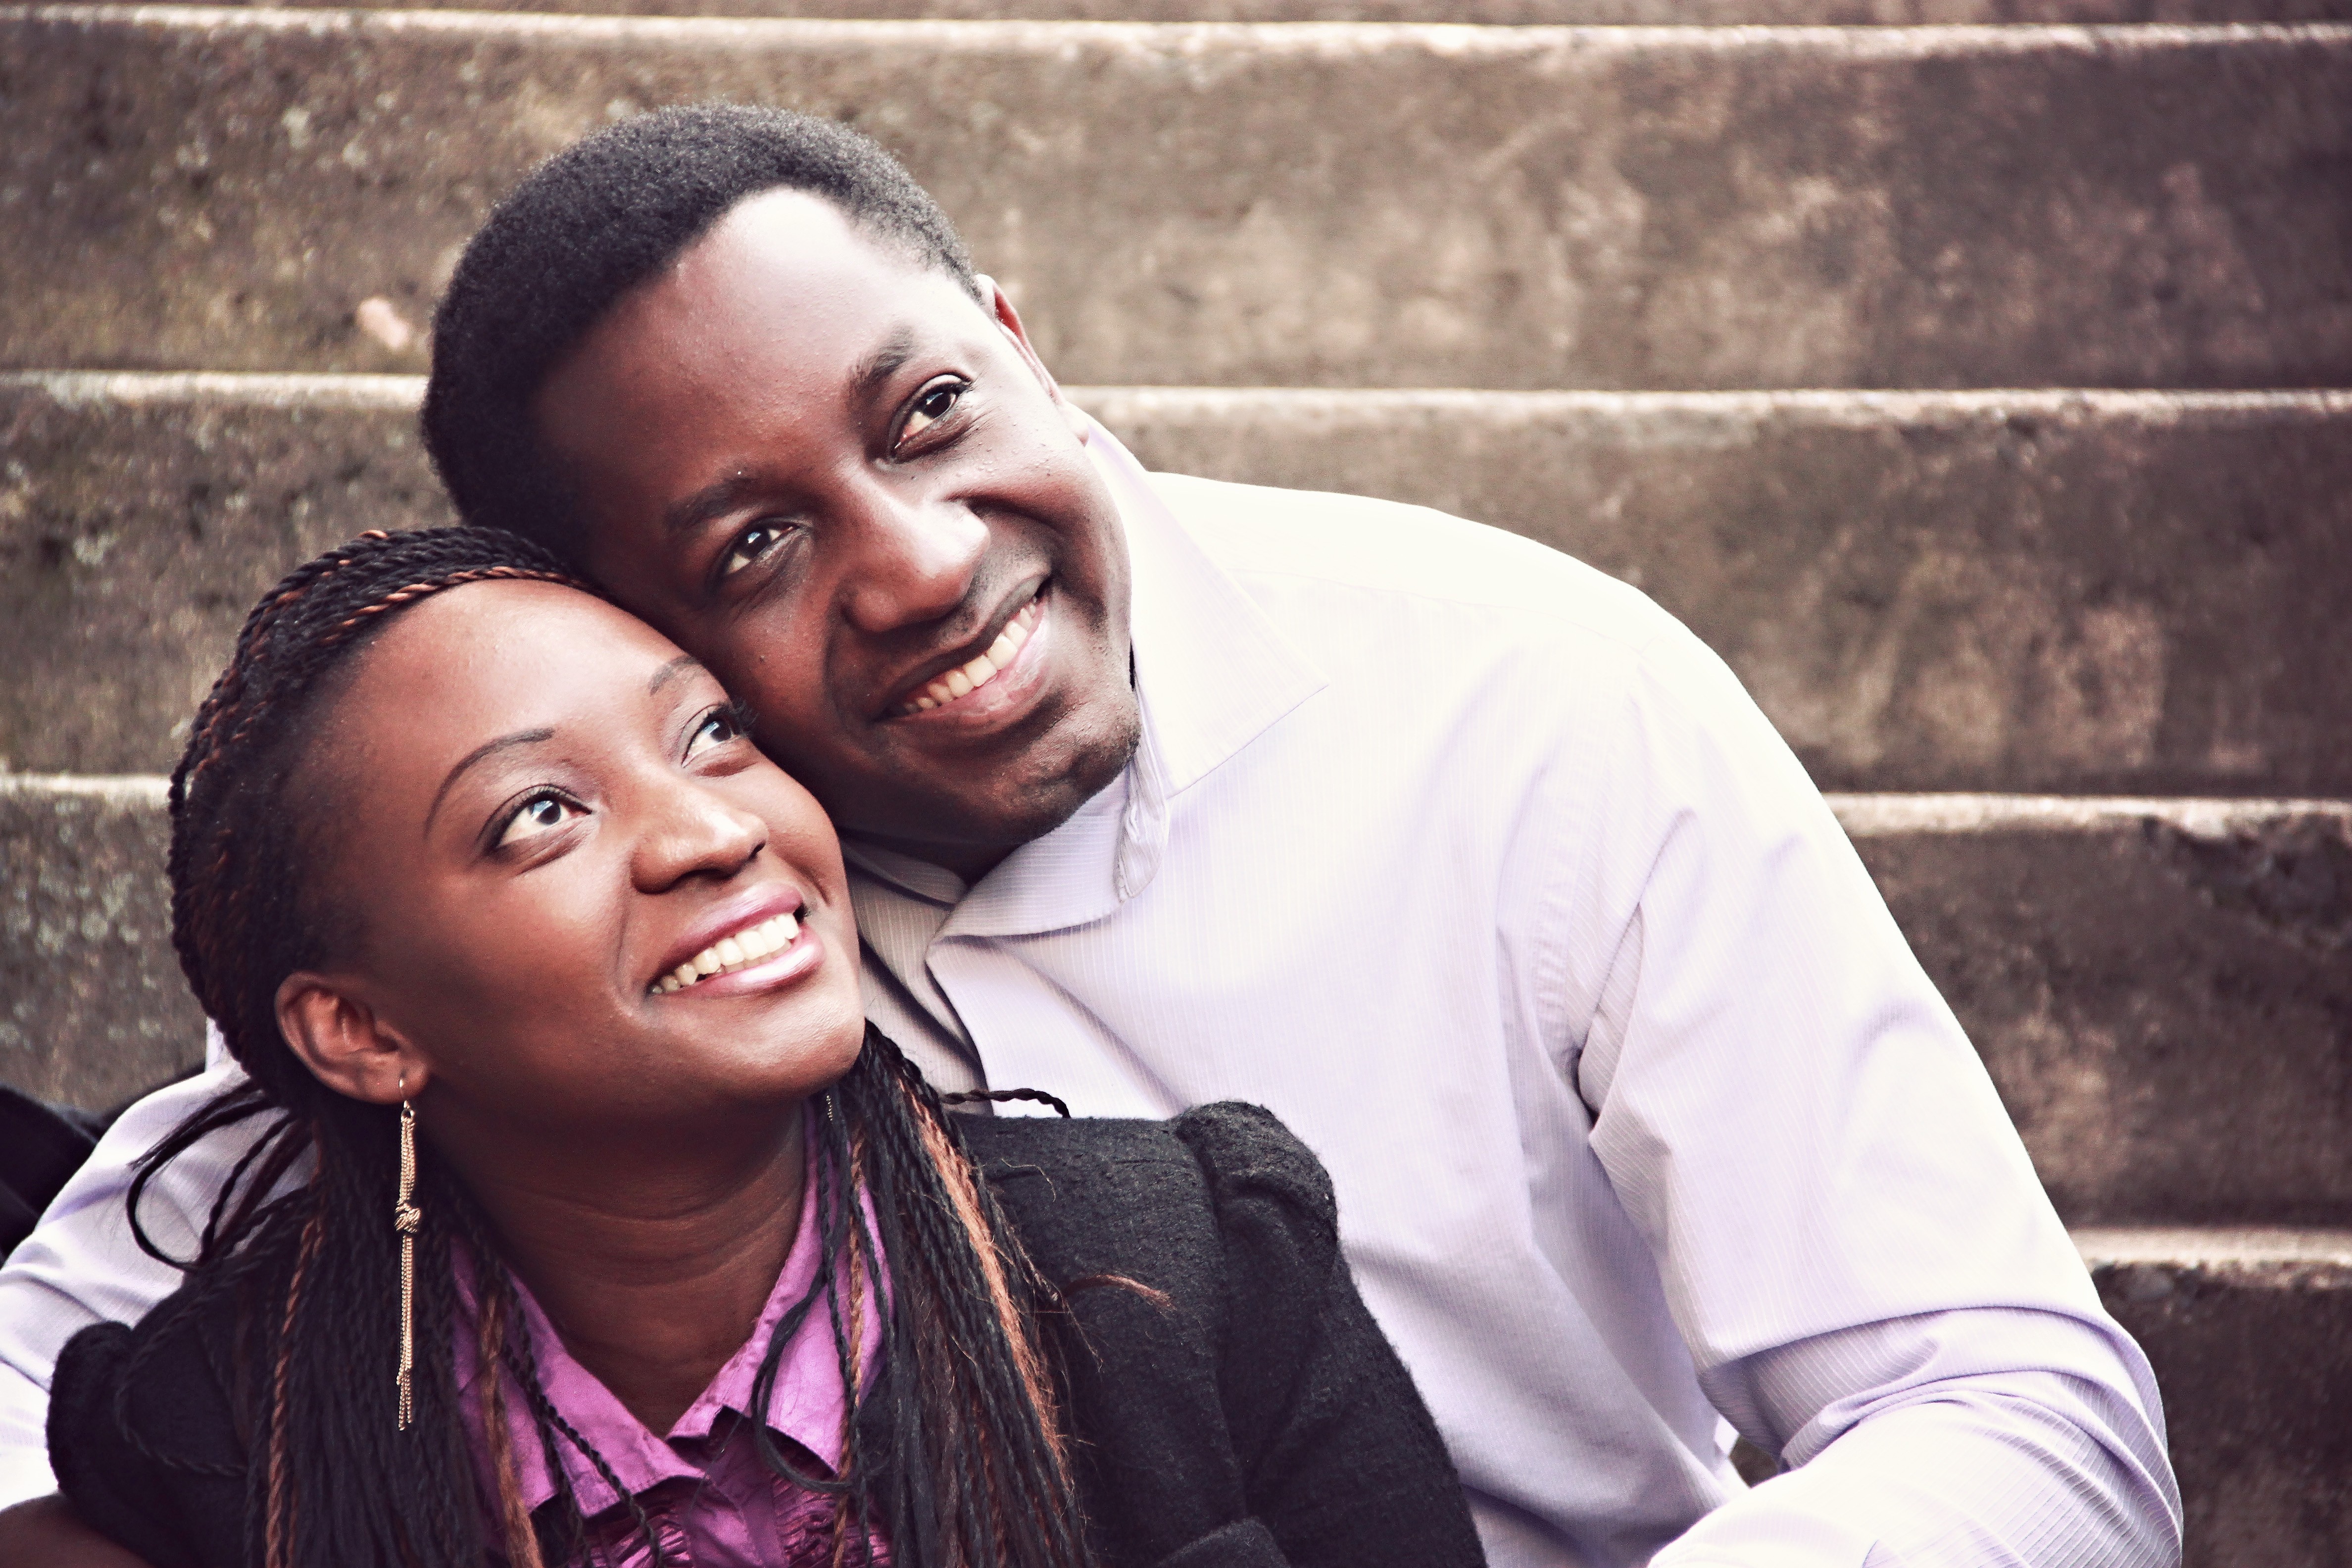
[423,727,556,835]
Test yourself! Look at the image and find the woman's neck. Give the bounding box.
[452,1107,809,1436]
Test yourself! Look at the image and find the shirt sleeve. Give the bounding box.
[0,1054,275,1509]
[1563,620,2181,1567]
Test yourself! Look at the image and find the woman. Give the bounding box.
[31,528,1485,1568]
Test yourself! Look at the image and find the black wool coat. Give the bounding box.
[49,1103,1488,1568]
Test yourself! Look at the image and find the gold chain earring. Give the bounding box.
[394,1083,422,1431]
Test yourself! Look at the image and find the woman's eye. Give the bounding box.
[719,523,783,580]
[494,794,582,849]
[899,381,965,444]
[686,706,747,761]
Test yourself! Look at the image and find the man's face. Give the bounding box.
[533,190,1139,875]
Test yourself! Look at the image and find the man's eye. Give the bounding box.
[899,380,966,444]
[494,793,583,849]
[719,523,784,579]
[685,704,750,760]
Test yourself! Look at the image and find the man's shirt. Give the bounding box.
[0,425,2179,1566]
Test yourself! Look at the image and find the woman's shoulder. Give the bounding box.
[958,1103,1340,1304]
[48,1276,249,1568]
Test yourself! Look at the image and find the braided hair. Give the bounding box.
[127,528,1097,1568]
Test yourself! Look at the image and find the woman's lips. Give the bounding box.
[648,886,808,997]
[894,592,1044,718]
[650,908,803,994]
[652,922,826,1001]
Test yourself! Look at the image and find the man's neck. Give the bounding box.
[452,1111,808,1436]
[843,831,1011,887]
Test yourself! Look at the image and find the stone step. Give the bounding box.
[8,373,2350,797]
[1843,796,2352,1227]
[3,10,2349,390]
[8,772,2348,1226]
[2080,1227,2352,1568]
[206,0,2352,24]
[0,776,190,1114]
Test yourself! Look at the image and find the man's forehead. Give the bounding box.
[595,202,978,393]
[677,188,960,322]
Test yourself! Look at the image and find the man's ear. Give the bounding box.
[275,974,429,1106]
[979,275,1090,444]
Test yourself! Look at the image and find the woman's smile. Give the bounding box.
[650,888,826,998]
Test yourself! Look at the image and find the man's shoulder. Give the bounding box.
[1142,469,1675,656]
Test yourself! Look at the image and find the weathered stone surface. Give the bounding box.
[1088,387,2352,795]
[2,12,2348,389]
[0,776,201,1111]
[223,0,2352,23]
[1851,797,2352,1226]
[8,773,2347,1229]
[9,375,2351,797]
[0,374,451,778]
[2084,1228,2352,1568]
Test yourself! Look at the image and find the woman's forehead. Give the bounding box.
[326,580,694,774]
[372,577,671,670]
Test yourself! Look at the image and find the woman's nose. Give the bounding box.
[835,481,990,636]
[633,777,769,890]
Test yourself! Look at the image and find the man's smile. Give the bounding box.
[889,584,1050,722]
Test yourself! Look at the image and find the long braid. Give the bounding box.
[143,528,1098,1568]
[263,1193,324,1568]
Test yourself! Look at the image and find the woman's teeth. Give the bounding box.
[899,597,1040,716]
[651,911,801,995]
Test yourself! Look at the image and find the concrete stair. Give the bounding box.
[5,13,2352,391]
[0,3,2344,1563]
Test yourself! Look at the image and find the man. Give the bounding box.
[1,106,2179,1565]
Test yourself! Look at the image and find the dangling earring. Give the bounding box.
[394,1081,421,1431]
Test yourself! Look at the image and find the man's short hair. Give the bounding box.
[422,102,981,555]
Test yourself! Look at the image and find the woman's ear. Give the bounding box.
[275,974,429,1105]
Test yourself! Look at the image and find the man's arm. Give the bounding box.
[1670,1313,2172,1565]
[1564,619,2179,1566]
[0,1495,160,1568]
[0,1057,272,1508]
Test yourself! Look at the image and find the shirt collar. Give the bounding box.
[453,1116,883,1519]
[1090,419,1325,804]
[857,422,1324,938]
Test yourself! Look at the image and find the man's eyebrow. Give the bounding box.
[852,326,921,402]
[648,653,705,697]
[662,471,764,538]
[424,727,556,836]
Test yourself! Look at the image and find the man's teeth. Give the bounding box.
[651,911,801,995]
[902,598,1041,715]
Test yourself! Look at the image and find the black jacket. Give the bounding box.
[49,1104,1487,1568]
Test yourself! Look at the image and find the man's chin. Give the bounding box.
[845,706,1141,876]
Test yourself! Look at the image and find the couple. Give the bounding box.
[0,105,2178,1566]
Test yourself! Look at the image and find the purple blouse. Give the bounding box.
[452,1132,890,1568]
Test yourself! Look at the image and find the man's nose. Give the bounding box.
[833,477,990,636]
[633,774,769,891]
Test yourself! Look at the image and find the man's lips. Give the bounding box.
[648,885,806,995]
[890,586,1046,719]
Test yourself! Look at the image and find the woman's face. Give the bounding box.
[292,579,866,1142]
